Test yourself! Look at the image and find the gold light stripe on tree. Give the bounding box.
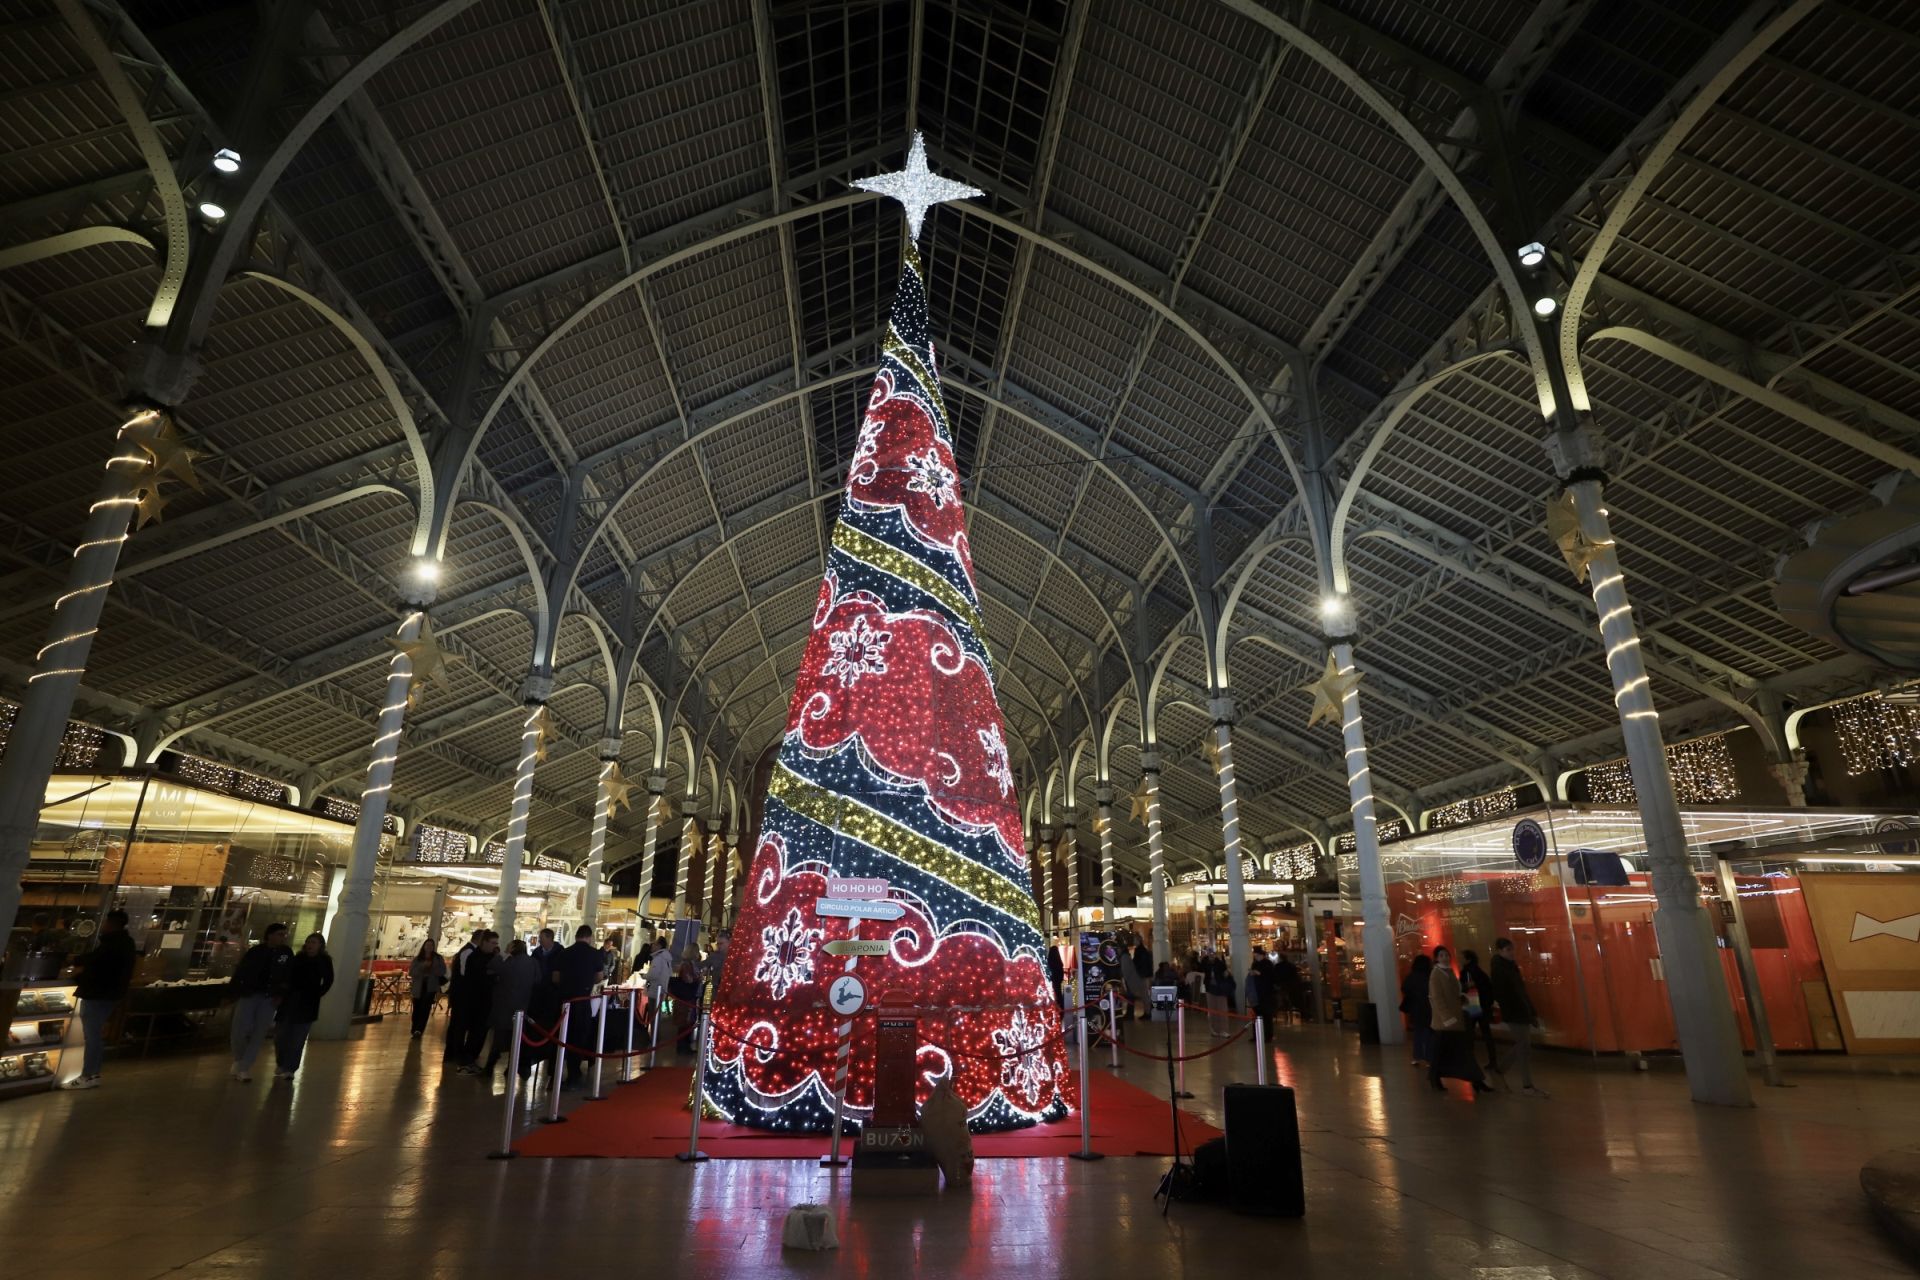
[770,763,1037,926]
[883,330,949,437]
[832,522,985,639]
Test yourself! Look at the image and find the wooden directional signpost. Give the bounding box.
[819,877,890,1168]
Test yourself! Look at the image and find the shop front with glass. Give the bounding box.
[1333,805,1920,1056]
[3,771,358,1088]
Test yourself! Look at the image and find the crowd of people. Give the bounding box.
[1399,937,1548,1098]
[406,925,728,1088]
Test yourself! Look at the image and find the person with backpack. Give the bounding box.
[62,909,136,1090]
[1490,937,1549,1098]
[228,922,292,1083]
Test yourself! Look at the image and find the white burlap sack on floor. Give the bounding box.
[781,1203,839,1251]
[921,1080,974,1188]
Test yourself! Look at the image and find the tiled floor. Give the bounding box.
[1,1014,1915,1279]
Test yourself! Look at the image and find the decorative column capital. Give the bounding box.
[122,338,201,407]
[1094,784,1114,807]
[519,673,554,703]
[1542,420,1609,486]
[1208,696,1236,725]
[1138,748,1160,774]
[597,735,622,761]
[646,772,668,794]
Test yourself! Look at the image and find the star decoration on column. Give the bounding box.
[1091,810,1110,837]
[602,761,635,815]
[648,793,675,826]
[1546,491,1612,584]
[1301,653,1363,729]
[1128,779,1152,824]
[140,422,203,491]
[391,616,455,688]
[852,130,983,241]
[132,484,168,530]
[1204,735,1223,772]
[527,704,556,763]
[1054,830,1075,865]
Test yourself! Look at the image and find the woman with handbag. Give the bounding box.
[1427,946,1489,1094]
[407,938,448,1038]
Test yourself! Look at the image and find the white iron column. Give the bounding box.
[638,773,667,919]
[1061,814,1080,932]
[1329,640,1403,1045]
[1209,698,1252,1001]
[496,676,553,935]
[673,818,697,917]
[1558,443,1751,1106]
[316,607,425,1038]
[0,406,173,934]
[1029,825,1050,930]
[582,736,621,927]
[1095,785,1118,921]
[706,829,727,928]
[1140,752,1170,965]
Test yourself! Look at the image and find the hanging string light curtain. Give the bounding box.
[1584,732,1740,804]
[1830,694,1920,776]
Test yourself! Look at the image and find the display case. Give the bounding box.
[0,978,77,1095]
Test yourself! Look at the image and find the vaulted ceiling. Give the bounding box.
[3,0,1914,878]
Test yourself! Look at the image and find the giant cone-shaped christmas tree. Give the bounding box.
[703,201,1072,1134]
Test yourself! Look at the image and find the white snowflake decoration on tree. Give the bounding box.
[822,615,892,688]
[904,447,959,508]
[978,723,1013,797]
[992,1007,1053,1106]
[753,907,823,999]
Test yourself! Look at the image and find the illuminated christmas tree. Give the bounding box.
[702,141,1072,1132]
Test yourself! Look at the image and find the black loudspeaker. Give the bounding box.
[1222,1083,1305,1217]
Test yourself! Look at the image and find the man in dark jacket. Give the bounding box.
[229,922,292,1083]
[443,930,483,1061]
[553,925,604,1086]
[1490,938,1547,1098]
[454,932,499,1072]
[63,909,136,1090]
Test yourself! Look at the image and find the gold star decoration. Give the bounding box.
[1128,779,1152,824]
[648,793,675,827]
[1301,653,1364,730]
[140,421,203,491]
[602,761,635,815]
[391,615,456,688]
[1054,831,1075,865]
[1204,734,1223,772]
[1091,810,1111,838]
[132,484,168,530]
[1546,491,1612,584]
[527,704,556,763]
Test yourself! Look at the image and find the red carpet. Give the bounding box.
[512,1067,1221,1159]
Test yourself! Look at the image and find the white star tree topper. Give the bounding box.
[852,131,984,240]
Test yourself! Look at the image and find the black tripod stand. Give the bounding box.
[1151,1008,1191,1215]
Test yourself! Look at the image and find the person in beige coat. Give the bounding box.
[1427,946,1489,1094]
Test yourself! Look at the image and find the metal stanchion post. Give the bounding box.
[590,995,609,1100]
[1070,1004,1103,1161]
[543,1003,572,1125]
[622,993,638,1084]
[677,1004,711,1163]
[648,994,666,1071]
[1106,987,1120,1069]
[490,1012,525,1159]
[1254,1016,1268,1086]
[1175,1003,1194,1099]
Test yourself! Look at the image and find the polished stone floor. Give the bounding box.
[1,1012,1914,1279]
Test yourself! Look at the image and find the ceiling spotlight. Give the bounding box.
[212,147,241,174]
[1532,295,1558,317]
[197,200,226,222]
[1319,594,1353,626]
[1516,241,1545,267]
[413,559,442,583]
